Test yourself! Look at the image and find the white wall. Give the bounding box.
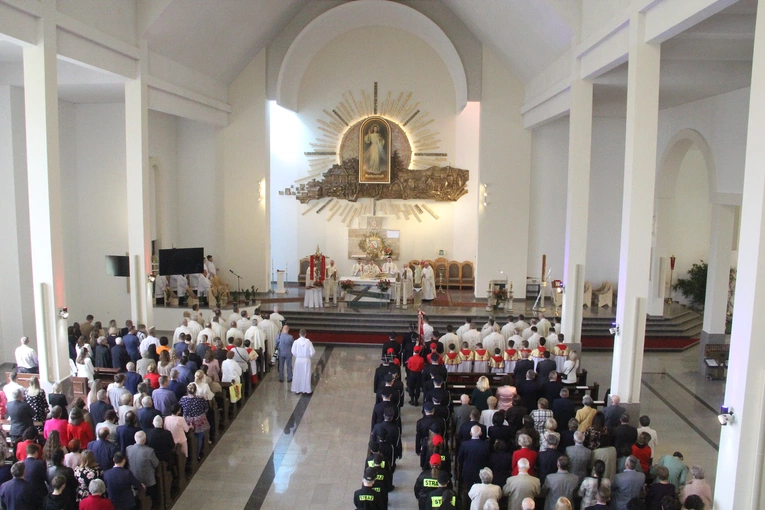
[476,46,532,294]
[0,86,35,361]
[585,116,626,287]
[221,49,270,290]
[528,116,569,281]
[270,26,475,279]
[176,118,221,251]
[70,103,131,319]
[148,110,178,250]
[59,101,83,325]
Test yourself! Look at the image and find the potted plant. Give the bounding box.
[163,286,171,307]
[231,291,239,304]
[243,288,251,304]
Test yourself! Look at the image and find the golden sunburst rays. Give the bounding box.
[299,197,441,224]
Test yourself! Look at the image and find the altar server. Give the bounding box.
[352,258,364,276]
[458,342,474,372]
[421,262,436,301]
[204,255,217,276]
[401,265,414,301]
[325,260,338,304]
[444,344,462,373]
[291,329,315,394]
[473,343,490,372]
[154,275,168,302]
[489,348,505,374]
[197,271,211,303]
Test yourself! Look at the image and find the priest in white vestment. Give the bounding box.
[463,324,482,350]
[483,325,506,353]
[259,317,279,354]
[197,271,212,302]
[155,275,168,301]
[226,323,244,343]
[456,319,472,341]
[514,316,530,333]
[204,255,217,276]
[173,320,192,343]
[270,306,284,328]
[421,262,436,301]
[291,329,316,394]
[228,309,241,329]
[537,316,551,337]
[381,257,398,275]
[237,311,251,332]
[245,320,265,351]
[527,329,541,350]
[172,275,189,298]
[351,259,364,276]
[211,317,225,341]
[199,324,215,346]
[364,260,381,275]
[185,313,202,341]
[501,317,517,341]
[325,260,338,304]
[439,327,459,351]
[481,318,496,339]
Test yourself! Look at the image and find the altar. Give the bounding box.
[340,276,394,305]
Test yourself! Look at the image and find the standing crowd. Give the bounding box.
[353,315,712,510]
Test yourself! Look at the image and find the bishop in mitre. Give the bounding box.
[381,257,398,275]
[421,262,436,301]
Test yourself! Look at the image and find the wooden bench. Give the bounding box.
[93,367,121,384]
[3,372,36,388]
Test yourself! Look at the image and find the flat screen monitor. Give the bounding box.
[158,248,204,275]
[105,255,130,277]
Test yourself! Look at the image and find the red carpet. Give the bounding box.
[307,331,699,352]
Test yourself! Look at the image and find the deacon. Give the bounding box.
[291,329,316,395]
[421,262,436,301]
[381,257,398,275]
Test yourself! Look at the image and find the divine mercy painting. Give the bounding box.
[359,116,391,183]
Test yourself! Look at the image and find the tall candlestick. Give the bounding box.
[541,254,547,282]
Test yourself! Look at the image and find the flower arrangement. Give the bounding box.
[313,280,324,288]
[377,279,391,292]
[340,279,355,291]
[493,287,509,302]
[383,247,393,257]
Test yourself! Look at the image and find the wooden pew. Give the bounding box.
[93,367,120,385]
[3,372,36,388]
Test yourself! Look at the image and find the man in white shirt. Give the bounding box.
[270,306,284,328]
[204,255,217,276]
[221,351,242,383]
[463,324,482,350]
[456,318,473,342]
[237,311,251,333]
[501,316,517,341]
[381,257,398,274]
[637,415,659,454]
[139,328,160,356]
[226,322,244,344]
[3,372,23,401]
[422,316,434,342]
[439,325,459,351]
[197,271,212,303]
[15,337,39,374]
[173,320,192,343]
[351,258,364,276]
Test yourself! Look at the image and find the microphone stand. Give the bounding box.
[229,269,243,303]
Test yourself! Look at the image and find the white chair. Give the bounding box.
[593,281,613,308]
[582,281,592,308]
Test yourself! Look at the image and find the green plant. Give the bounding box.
[672,261,707,310]
[244,288,251,302]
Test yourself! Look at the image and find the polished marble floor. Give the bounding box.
[172,343,726,509]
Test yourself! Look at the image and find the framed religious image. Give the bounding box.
[359,116,392,184]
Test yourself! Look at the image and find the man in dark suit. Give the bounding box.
[124,363,143,394]
[371,393,398,431]
[537,434,563,485]
[611,456,646,509]
[122,327,141,363]
[120,320,133,338]
[603,394,627,429]
[457,409,486,443]
[6,389,35,440]
[611,413,638,456]
[22,444,47,508]
[111,337,131,371]
[146,416,175,464]
[457,425,491,501]
[46,450,77,507]
[151,376,178,417]
[88,427,119,470]
[513,351,535,384]
[552,388,577,433]
[421,354,447,391]
[516,370,541,412]
[94,336,112,368]
[416,403,446,457]
[104,451,144,510]
[505,395,528,435]
[137,397,162,431]
[536,352,557,383]
[90,390,114,428]
[541,455,580,510]
[541,368,564,404]
[0,461,33,510]
[168,370,187,401]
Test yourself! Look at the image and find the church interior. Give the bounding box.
[0,0,764,508]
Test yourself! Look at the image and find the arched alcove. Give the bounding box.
[276,0,468,114]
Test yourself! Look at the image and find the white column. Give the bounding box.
[22,11,70,383]
[610,12,661,404]
[702,204,735,336]
[714,4,765,507]
[561,69,593,345]
[125,41,153,327]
